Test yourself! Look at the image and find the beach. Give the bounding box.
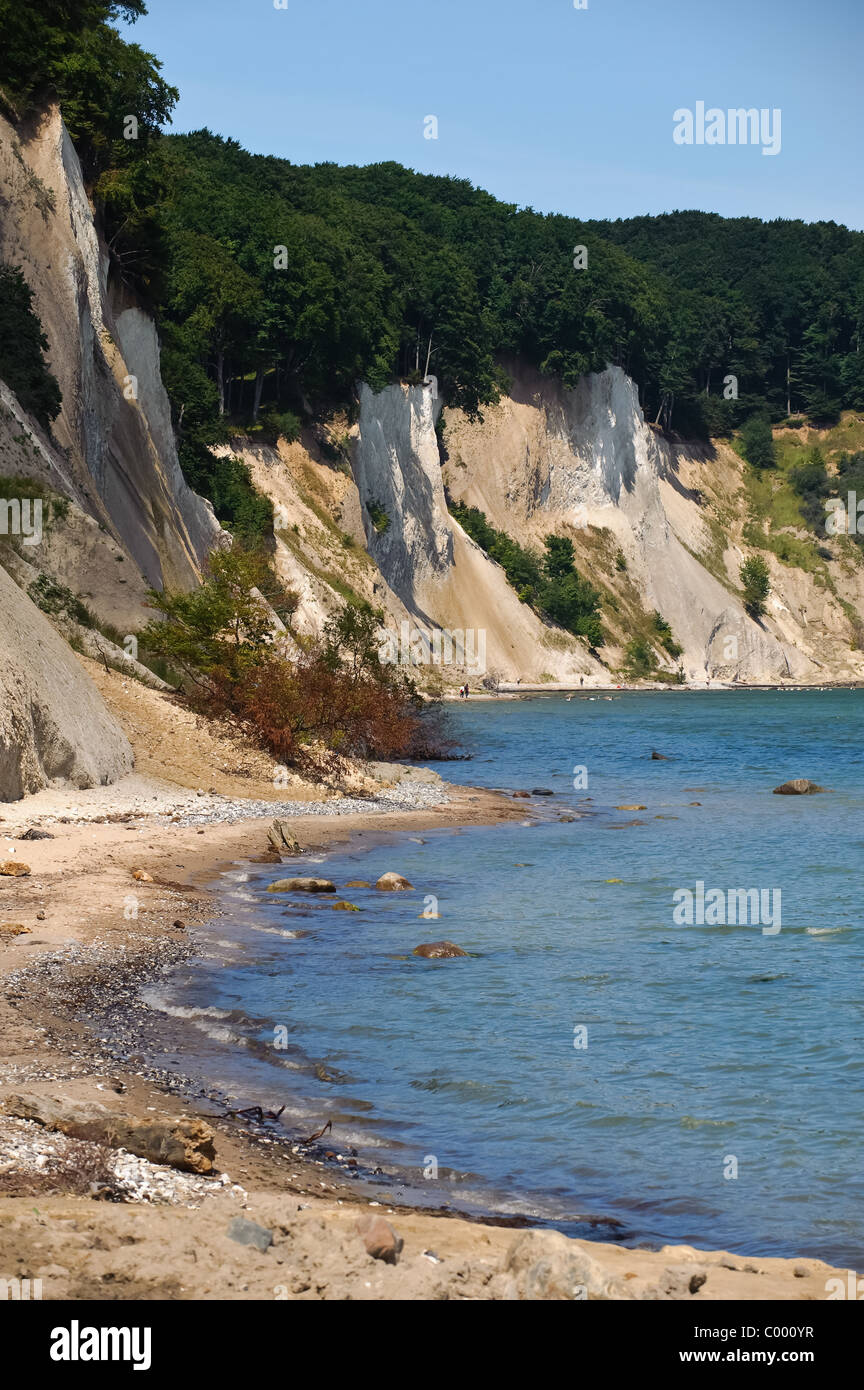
[0,766,854,1301]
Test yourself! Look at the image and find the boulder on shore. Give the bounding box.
[267,819,301,856]
[267,877,335,893]
[772,779,828,795]
[413,941,468,959]
[356,1214,402,1264]
[1,1092,216,1173]
[375,872,414,891]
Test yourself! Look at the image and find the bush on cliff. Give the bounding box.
[140,547,449,771]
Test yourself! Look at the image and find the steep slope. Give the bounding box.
[0,560,132,800]
[0,106,219,599]
[442,364,864,683]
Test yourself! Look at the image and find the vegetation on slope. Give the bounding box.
[449,502,603,646]
[0,266,62,427]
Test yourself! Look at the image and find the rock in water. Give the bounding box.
[531,788,554,796]
[375,872,414,891]
[266,877,336,893]
[346,880,371,888]
[355,1214,402,1264]
[413,941,468,958]
[651,750,670,760]
[772,779,828,795]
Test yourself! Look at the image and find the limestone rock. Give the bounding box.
[504,1229,622,1300]
[266,877,335,893]
[413,941,468,959]
[0,545,133,802]
[267,819,300,856]
[1,1093,216,1173]
[355,1214,402,1264]
[227,1217,273,1252]
[772,778,828,795]
[0,861,30,876]
[375,872,413,891]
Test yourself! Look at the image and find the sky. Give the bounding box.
[120,0,864,228]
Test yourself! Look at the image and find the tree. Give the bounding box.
[740,555,771,618]
[0,265,62,427]
[740,415,776,469]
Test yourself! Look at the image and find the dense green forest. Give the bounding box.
[3,1,864,502]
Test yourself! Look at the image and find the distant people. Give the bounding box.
[580,676,584,688]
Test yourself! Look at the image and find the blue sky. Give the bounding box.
[121,0,864,228]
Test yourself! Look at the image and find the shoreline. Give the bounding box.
[0,777,856,1299]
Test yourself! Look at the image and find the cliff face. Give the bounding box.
[235,367,864,686]
[2,100,863,808]
[0,562,132,801]
[0,106,221,799]
[0,105,219,596]
[441,363,864,683]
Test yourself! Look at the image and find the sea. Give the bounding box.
[136,690,864,1267]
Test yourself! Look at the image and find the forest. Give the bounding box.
[2,1,863,516]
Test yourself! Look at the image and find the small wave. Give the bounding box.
[248,923,307,939]
[806,926,851,936]
[144,1000,236,1022]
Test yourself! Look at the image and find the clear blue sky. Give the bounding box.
[121,0,864,228]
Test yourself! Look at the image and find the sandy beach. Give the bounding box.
[0,758,854,1301]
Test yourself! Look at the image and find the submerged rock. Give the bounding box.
[267,877,335,893]
[346,880,371,888]
[413,941,468,958]
[332,901,360,912]
[375,872,413,891]
[772,778,828,795]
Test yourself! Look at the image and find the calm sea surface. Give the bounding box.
[143,691,864,1266]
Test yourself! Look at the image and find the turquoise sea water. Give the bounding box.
[146,691,864,1266]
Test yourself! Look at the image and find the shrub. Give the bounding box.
[140,548,450,771]
[261,409,302,444]
[740,555,771,618]
[740,414,776,470]
[0,264,62,428]
[622,637,658,679]
[366,499,390,534]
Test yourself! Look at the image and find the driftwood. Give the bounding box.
[301,1120,332,1145]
